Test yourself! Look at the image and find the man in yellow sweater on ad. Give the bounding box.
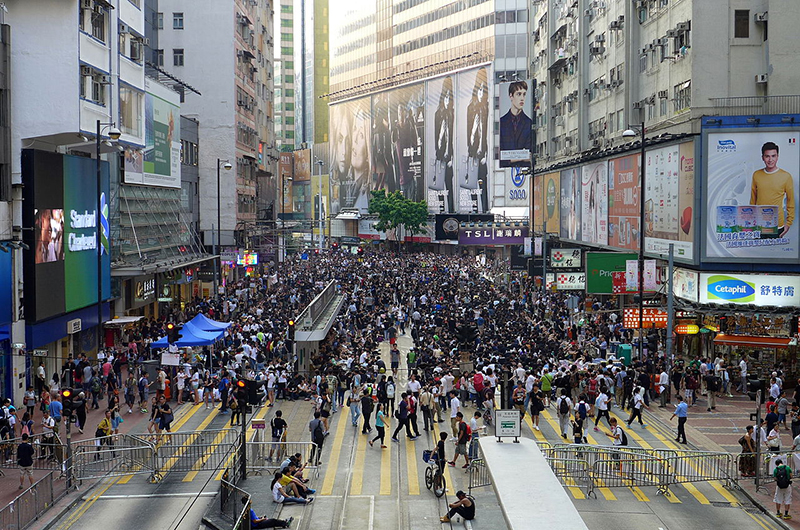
[751,141,795,238]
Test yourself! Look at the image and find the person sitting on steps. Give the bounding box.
[440,490,475,523]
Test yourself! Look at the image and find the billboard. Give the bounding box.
[704,129,799,262]
[644,142,694,260]
[585,252,637,294]
[311,173,330,238]
[138,78,181,188]
[554,272,586,290]
[699,272,800,307]
[22,150,111,322]
[426,75,456,213]
[330,96,371,214]
[293,149,311,182]
[581,162,608,245]
[608,153,640,251]
[673,267,699,303]
[372,84,425,204]
[550,248,582,269]
[498,79,533,168]
[279,153,293,214]
[458,225,528,245]
[456,67,491,213]
[560,168,582,241]
[434,213,494,241]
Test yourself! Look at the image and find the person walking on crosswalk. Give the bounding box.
[670,395,688,444]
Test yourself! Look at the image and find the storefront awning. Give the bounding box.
[335,211,361,220]
[713,334,795,348]
[104,316,145,326]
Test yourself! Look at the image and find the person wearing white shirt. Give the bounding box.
[658,369,670,408]
[593,391,611,432]
[449,391,461,437]
[737,358,748,394]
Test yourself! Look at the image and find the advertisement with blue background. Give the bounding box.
[704,121,799,262]
[699,272,800,307]
[21,150,111,322]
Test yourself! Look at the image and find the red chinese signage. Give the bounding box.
[623,308,668,329]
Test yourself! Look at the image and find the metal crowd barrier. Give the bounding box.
[545,457,596,498]
[752,450,799,487]
[468,458,492,495]
[0,433,66,471]
[221,479,251,530]
[152,428,240,476]
[0,469,69,530]
[246,440,321,479]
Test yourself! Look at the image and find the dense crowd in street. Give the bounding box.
[4,248,800,519]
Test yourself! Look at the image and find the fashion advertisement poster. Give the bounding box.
[560,167,582,241]
[456,67,490,213]
[426,75,456,213]
[581,161,608,246]
[329,96,372,214]
[498,79,533,168]
[705,130,799,261]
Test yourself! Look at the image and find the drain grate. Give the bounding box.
[711,501,733,508]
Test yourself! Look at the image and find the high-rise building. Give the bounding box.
[274,0,296,152]
[156,0,276,248]
[295,0,329,147]
[328,0,531,218]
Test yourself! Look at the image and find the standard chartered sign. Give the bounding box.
[68,209,97,252]
[700,273,800,307]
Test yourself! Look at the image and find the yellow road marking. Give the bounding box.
[405,434,420,495]
[182,426,230,482]
[321,406,350,495]
[214,405,272,481]
[379,424,392,495]
[539,409,617,500]
[54,476,118,530]
[349,429,368,495]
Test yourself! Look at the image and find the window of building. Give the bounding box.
[156,12,163,30]
[281,4,292,13]
[91,9,107,42]
[173,12,184,30]
[673,81,691,111]
[281,18,292,27]
[660,97,668,116]
[281,32,292,42]
[639,53,647,73]
[734,10,749,38]
[155,49,164,66]
[284,75,294,84]
[91,73,106,105]
[119,87,143,137]
[281,47,292,56]
[173,48,184,66]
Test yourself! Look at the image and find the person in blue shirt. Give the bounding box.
[49,394,63,435]
[242,497,293,528]
[670,395,689,444]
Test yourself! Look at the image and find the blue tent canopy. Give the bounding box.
[149,321,224,349]
[189,313,232,331]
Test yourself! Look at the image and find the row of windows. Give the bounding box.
[393,0,428,15]
[79,66,107,106]
[339,14,374,37]
[154,48,185,67]
[79,7,108,43]
[180,139,198,166]
[394,0,491,36]
[155,12,183,30]
[394,13,494,56]
[334,34,375,57]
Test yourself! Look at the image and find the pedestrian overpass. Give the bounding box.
[294,280,347,374]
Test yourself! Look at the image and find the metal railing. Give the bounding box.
[468,458,491,495]
[709,95,800,116]
[545,457,595,498]
[0,469,69,530]
[0,433,66,470]
[246,441,321,478]
[296,280,337,331]
[220,479,251,530]
[151,428,240,476]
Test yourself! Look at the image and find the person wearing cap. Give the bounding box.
[440,490,475,523]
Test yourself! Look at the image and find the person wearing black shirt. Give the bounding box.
[17,433,35,489]
[361,392,374,435]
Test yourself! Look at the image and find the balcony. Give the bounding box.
[708,95,800,116]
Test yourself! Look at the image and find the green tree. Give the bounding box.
[368,190,428,249]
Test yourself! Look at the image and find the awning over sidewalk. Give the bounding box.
[713,334,795,348]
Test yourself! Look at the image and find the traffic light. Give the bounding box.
[287,320,295,342]
[61,388,74,416]
[166,323,183,344]
[357,247,364,255]
[245,379,265,405]
[747,379,766,403]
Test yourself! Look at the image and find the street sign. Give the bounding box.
[494,409,521,442]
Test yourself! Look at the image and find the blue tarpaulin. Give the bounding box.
[149,321,224,349]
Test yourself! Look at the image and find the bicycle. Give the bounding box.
[422,449,446,497]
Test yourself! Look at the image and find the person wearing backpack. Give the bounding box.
[308,411,325,466]
[556,389,572,439]
[607,417,627,469]
[773,458,793,520]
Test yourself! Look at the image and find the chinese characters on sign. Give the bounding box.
[623,308,668,329]
[550,248,582,268]
[555,273,586,290]
[458,226,529,245]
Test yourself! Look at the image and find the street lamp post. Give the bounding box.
[623,122,647,359]
[315,158,324,252]
[215,159,232,298]
[95,121,120,357]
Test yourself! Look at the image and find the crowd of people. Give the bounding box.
[4,248,796,522]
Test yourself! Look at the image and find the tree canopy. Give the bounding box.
[368,189,428,242]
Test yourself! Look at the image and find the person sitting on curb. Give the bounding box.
[440,490,475,523]
[271,471,313,505]
[243,497,294,528]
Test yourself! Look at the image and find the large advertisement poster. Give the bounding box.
[644,142,694,259]
[140,78,181,189]
[581,162,608,245]
[498,79,533,168]
[585,252,638,294]
[384,84,425,203]
[560,168,582,241]
[293,149,311,182]
[426,75,456,213]
[22,150,111,322]
[330,96,372,213]
[279,153,293,214]
[705,130,799,261]
[699,272,800,307]
[456,67,490,213]
[608,153,640,251]
[542,172,560,234]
